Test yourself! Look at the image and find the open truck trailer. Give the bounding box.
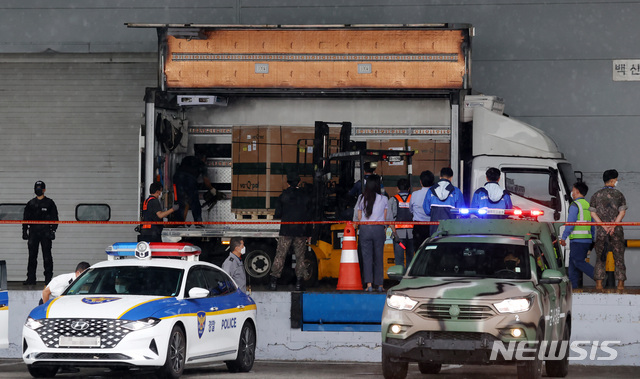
[128,23,578,286]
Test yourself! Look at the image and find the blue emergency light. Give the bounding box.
[452,208,543,218]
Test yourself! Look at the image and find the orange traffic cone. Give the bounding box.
[337,222,363,290]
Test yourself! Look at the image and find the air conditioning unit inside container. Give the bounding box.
[462,95,505,122]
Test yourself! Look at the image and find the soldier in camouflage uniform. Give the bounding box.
[589,169,627,290]
[269,172,312,291]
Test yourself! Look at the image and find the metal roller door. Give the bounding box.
[0,53,155,281]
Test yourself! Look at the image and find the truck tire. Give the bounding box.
[381,349,408,379]
[517,325,543,379]
[418,362,442,374]
[545,322,570,377]
[244,245,275,284]
[302,250,319,287]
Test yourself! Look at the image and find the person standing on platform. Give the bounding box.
[270,172,312,292]
[388,178,414,270]
[560,182,595,289]
[356,175,388,292]
[590,169,627,291]
[409,170,434,248]
[422,167,465,236]
[139,182,179,243]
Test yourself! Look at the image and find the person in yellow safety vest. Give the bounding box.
[560,182,595,289]
[387,178,414,270]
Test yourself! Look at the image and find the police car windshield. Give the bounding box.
[409,242,530,280]
[65,266,184,297]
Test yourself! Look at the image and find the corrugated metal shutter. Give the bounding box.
[0,53,156,281]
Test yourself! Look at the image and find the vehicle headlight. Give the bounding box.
[25,317,44,330]
[122,317,161,331]
[493,298,532,313]
[386,294,418,311]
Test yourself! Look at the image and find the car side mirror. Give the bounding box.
[387,265,405,281]
[539,269,563,285]
[188,287,209,298]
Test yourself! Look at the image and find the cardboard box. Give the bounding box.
[435,142,451,161]
[408,139,436,161]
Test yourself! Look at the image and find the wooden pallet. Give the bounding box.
[232,209,275,220]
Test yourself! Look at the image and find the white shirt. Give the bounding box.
[47,272,76,299]
[409,187,431,221]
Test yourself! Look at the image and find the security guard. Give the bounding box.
[222,237,247,293]
[560,182,595,288]
[22,181,59,285]
[139,182,178,243]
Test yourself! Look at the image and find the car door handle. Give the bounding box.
[237,305,245,309]
[210,307,218,311]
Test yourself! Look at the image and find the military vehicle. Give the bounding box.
[381,212,572,379]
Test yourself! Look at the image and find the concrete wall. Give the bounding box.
[2,291,639,366]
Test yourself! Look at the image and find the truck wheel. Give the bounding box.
[244,245,274,284]
[302,250,318,287]
[381,349,408,379]
[517,325,543,379]
[418,362,442,374]
[27,365,58,378]
[545,322,570,377]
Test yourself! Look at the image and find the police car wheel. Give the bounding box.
[225,322,256,373]
[27,365,59,378]
[381,349,408,379]
[418,362,442,374]
[157,325,186,379]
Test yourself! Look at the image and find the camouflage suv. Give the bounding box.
[381,219,572,379]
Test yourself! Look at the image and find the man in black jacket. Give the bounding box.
[269,172,312,291]
[22,181,59,285]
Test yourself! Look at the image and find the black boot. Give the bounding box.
[295,277,304,292]
[269,276,278,291]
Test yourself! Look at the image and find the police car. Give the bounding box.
[22,242,257,378]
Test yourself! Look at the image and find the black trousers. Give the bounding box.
[27,233,53,282]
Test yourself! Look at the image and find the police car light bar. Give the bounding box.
[452,208,544,218]
[106,242,201,261]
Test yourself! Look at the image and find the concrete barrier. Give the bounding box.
[2,290,638,366]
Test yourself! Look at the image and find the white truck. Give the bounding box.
[128,23,577,285]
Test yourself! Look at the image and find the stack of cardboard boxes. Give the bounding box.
[365,139,450,197]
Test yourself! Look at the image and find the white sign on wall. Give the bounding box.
[613,60,640,81]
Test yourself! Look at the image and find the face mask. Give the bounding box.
[115,284,126,293]
[614,181,618,187]
[240,246,246,255]
[35,188,44,196]
[505,261,517,271]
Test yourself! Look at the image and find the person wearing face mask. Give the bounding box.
[22,181,59,286]
[470,167,512,218]
[501,253,521,275]
[222,237,247,293]
[139,182,179,243]
[560,182,595,289]
[589,169,628,291]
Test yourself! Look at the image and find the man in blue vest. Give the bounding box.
[560,182,595,289]
[422,167,466,236]
[387,178,414,269]
[471,167,512,217]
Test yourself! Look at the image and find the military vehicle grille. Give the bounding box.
[417,304,495,320]
[36,319,133,348]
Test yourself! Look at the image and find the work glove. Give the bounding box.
[22,229,29,240]
[172,204,180,212]
[209,188,217,196]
